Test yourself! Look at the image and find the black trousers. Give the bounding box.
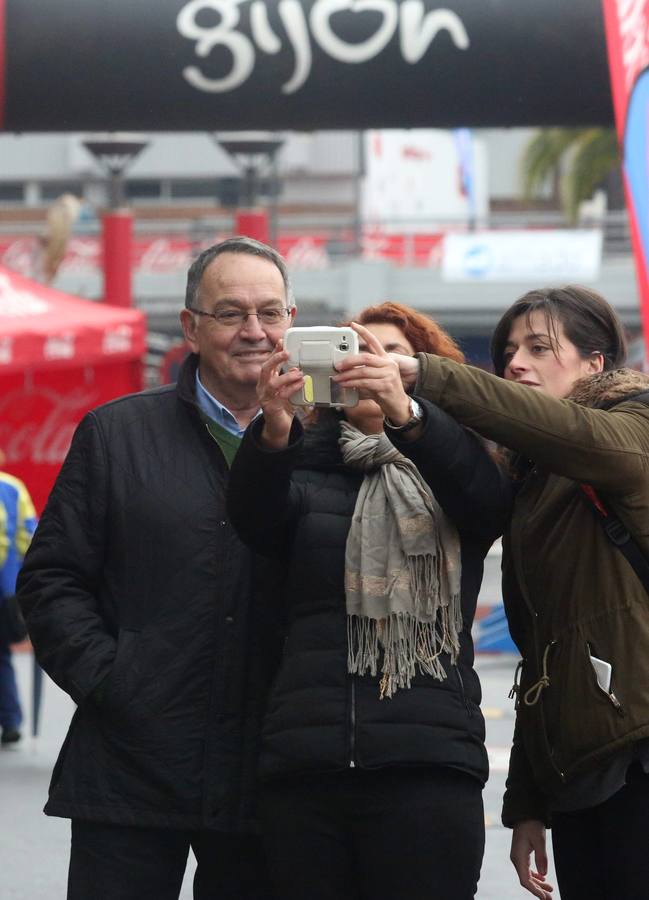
[68,821,274,900]
[552,763,649,900]
[260,767,485,900]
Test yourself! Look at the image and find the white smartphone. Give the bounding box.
[588,651,612,694]
[283,326,359,408]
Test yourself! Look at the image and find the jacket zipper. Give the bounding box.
[349,678,356,768]
[587,642,625,716]
[509,485,539,623]
[607,691,625,715]
[455,666,473,717]
[509,481,567,781]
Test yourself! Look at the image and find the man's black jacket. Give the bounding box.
[17,354,283,830]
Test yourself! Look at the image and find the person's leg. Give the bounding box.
[352,767,485,900]
[551,806,605,900]
[190,831,273,900]
[598,763,649,899]
[553,764,649,900]
[68,821,190,900]
[0,643,22,737]
[259,775,360,900]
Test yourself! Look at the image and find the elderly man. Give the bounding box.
[18,237,296,900]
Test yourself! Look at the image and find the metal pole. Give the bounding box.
[102,210,133,306]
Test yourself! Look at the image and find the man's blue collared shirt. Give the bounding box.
[195,371,258,439]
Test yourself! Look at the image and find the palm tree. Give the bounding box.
[521,128,620,223]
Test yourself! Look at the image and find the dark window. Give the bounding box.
[216,177,242,207]
[125,180,162,200]
[0,183,24,202]
[40,182,84,202]
[169,179,220,200]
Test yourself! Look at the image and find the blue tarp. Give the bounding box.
[474,603,517,653]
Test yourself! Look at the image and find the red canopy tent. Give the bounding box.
[0,265,146,513]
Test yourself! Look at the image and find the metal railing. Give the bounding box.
[0,208,633,261]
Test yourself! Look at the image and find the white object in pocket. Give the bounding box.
[589,652,612,694]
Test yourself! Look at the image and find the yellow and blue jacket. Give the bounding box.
[0,472,37,599]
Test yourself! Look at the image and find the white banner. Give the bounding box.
[442,230,602,282]
[362,129,487,230]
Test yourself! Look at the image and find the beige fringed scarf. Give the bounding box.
[339,422,462,698]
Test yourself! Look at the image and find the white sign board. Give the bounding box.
[362,129,487,230]
[442,230,603,282]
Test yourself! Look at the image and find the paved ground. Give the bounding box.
[1,649,558,900]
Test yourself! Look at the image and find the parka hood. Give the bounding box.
[568,367,649,409]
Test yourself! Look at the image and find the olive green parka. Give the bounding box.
[415,356,649,827]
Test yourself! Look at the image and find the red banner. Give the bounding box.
[0,265,146,511]
[602,0,649,365]
[0,231,445,278]
[0,363,142,513]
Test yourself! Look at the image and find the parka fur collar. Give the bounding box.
[568,367,649,409]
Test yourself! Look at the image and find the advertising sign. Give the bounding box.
[1,0,613,131]
[362,129,487,228]
[602,0,649,365]
[0,265,146,511]
[0,231,446,275]
[442,231,603,283]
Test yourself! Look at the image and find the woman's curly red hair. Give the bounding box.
[354,302,464,362]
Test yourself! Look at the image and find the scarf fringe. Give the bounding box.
[410,554,464,639]
[339,422,463,699]
[347,605,462,700]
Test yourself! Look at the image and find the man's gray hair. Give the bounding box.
[185,236,295,310]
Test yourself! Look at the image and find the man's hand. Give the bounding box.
[510,820,554,900]
[257,341,304,449]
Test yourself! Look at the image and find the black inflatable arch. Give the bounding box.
[1,0,613,131]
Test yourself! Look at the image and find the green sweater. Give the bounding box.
[203,416,243,468]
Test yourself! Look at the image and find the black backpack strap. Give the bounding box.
[580,484,649,596]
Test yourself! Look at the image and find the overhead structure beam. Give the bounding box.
[0,0,613,132]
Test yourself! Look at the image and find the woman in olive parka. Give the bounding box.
[336,287,649,900]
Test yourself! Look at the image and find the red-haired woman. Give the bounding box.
[227,303,511,900]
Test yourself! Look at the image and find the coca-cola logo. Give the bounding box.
[0,238,39,278]
[103,326,133,354]
[44,334,75,360]
[0,230,446,277]
[0,387,99,466]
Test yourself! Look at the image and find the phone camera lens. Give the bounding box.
[340,342,349,351]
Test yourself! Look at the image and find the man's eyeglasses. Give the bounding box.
[188,306,292,328]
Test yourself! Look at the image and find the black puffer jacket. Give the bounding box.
[17,355,283,831]
[227,402,512,783]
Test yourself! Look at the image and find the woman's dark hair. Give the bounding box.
[490,285,627,377]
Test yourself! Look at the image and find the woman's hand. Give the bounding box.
[390,349,420,391]
[332,322,413,425]
[257,341,304,450]
[510,820,553,900]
